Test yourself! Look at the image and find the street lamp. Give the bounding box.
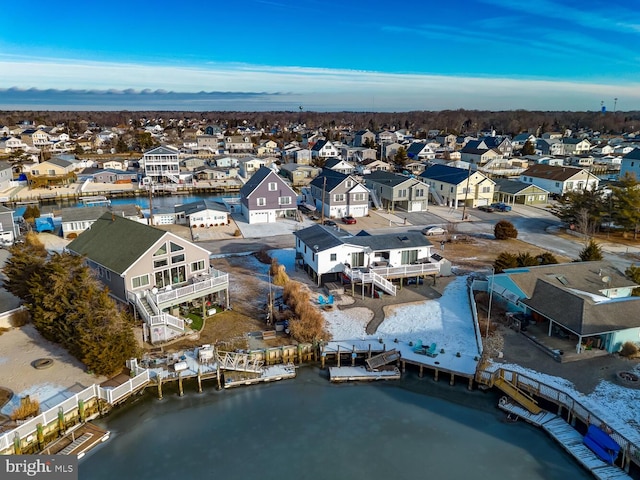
[486,265,494,339]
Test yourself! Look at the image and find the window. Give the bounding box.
[171,254,185,264]
[346,180,353,188]
[555,182,560,187]
[482,186,491,193]
[401,249,418,265]
[415,188,425,197]
[154,258,168,268]
[398,189,407,198]
[268,182,277,191]
[191,260,206,272]
[132,274,150,289]
[353,193,366,201]
[279,196,291,205]
[312,252,316,262]
[351,251,365,267]
[257,197,266,206]
[170,242,184,252]
[330,253,337,261]
[154,244,167,256]
[334,194,345,202]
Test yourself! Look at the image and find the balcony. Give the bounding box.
[148,268,229,310]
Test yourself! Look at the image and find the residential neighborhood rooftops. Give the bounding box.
[520,164,588,181]
[420,164,470,184]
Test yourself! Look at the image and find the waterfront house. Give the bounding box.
[293,224,440,290]
[419,164,495,208]
[0,161,13,192]
[492,178,549,205]
[358,158,391,173]
[239,166,298,224]
[175,199,229,228]
[101,159,127,170]
[0,205,19,245]
[488,262,640,354]
[238,157,269,179]
[279,163,321,187]
[28,157,77,187]
[459,146,503,166]
[67,213,229,344]
[619,148,640,179]
[309,170,369,218]
[561,138,591,155]
[0,136,28,153]
[60,205,137,238]
[141,146,180,185]
[512,133,537,149]
[519,164,599,196]
[224,135,254,153]
[81,168,138,184]
[364,170,430,212]
[536,139,565,156]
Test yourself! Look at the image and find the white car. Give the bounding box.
[421,225,447,236]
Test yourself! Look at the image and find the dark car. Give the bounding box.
[478,205,495,212]
[341,216,357,224]
[490,202,512,212]
[323,219,337,226]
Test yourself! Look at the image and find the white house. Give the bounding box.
[519,164,599,196]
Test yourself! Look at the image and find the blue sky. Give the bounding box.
[0,0,639,111]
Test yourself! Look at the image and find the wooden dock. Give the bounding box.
[224,364,296,389]
[43,422,110,459]
[329,366,401,383]
[499,400,631,479]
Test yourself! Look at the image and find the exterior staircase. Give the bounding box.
[344,267,397,296]
[429,187,445,206]
[368,188,383,209]
[492,376,542,414]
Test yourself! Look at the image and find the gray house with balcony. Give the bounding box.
[67,213,229,344]
[309,170,369,218]
[240,166,298,224]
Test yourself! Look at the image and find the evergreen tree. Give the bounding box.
[611,173,640,239]
[625,264,640,296]
[494,220,518,239]
[521,139,536,155]
[516,252,539,267]
[537,252,559,265]
[578,239,603,261]
[494,252,518,273]
[394,146,408,167]
[2,232,47,304]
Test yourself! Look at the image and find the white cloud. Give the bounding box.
[1,56,639,111]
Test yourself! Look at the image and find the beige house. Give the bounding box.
[68,213,230,344]
[420,164,495,208]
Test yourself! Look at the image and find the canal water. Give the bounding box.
[80,367,590,480]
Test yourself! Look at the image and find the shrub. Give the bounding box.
[66,232,78,239]
[11,396,39,421]
[270,258,289,286]
[620,341,638,357]
[233,229,242,237]
[494,252,518,273]
[537,252,558,265]
[494,220,518,240]
[8,308,29,327]
[578,239,603,262]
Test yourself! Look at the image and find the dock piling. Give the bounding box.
[157,377,163,399]
[178,374,184,397]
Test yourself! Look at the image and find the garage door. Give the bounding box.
[476,198,489,206]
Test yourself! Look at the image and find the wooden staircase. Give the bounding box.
[492,376,542,414]
[366,349,400,370]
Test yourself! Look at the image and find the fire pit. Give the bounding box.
[616,371,640,388]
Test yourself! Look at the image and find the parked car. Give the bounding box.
[341,216,357,224]
[323,219,337,226]
[491,203,512,212]
[477,205,495,212]
[421,225,447,236]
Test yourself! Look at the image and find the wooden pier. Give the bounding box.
[42,422,110,459]
[498,398,632,479]
[329,366,401,383]
[223,364,296,389]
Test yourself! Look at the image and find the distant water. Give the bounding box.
[44,193,239,211]
[80,368,590,480]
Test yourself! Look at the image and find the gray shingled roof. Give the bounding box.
[493,178,549,195]
[293,225,432,252]
[67,212,166,274]
[522,280,640,335]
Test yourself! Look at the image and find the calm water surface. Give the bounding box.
[80,368,589,480]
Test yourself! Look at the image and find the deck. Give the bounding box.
[43,422,110,459]
[328,366,401,383]
[224,364,296,389]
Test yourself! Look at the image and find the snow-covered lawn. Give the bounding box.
[325,276,479,356]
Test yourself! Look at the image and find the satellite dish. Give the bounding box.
[601,276,611,284]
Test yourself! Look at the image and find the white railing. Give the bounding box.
[430,187,445,206]
[469,280,485,356]
[151,271,229,306]
[0,370,151,454]
[345,267,397,295]
[370,263,440,278]
[480,367,640,464]
[149,313,184,331]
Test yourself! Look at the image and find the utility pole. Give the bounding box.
[461,164,472,221]
[148,181,154,226]
[321,176,327,224]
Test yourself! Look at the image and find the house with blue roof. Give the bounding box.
[419,164,494,208]
[619,148,640,180]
